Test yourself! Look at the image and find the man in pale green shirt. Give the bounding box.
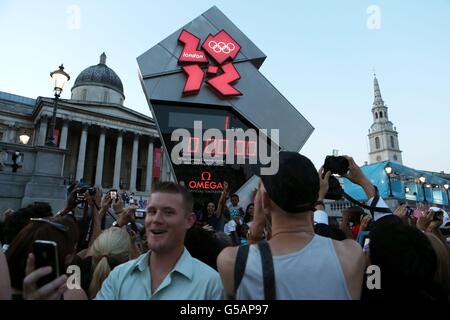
[96,182,225,300]
[96,247,224,300]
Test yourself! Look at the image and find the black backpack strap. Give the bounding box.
[234,244,250,296]
[258,240,276,300]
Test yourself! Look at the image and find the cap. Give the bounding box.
[254,151,319,214]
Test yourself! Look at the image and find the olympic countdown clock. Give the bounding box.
[137,6,314,205]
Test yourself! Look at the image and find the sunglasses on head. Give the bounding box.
[30,218,68,233]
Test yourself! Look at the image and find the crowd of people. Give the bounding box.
[0,151,449,300]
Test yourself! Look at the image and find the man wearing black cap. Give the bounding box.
[217,152,366,300]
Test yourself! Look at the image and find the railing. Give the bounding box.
[325,199,354,217]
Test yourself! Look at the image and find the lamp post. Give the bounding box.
[45,65,70,147]
[419,176,427,202]
[444,184,449,208]
[384,165,393,197]
[19,134,30,145]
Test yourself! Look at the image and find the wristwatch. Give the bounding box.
[112,221,121,228]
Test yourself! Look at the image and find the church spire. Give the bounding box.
[99,52,107,65]
[373,73,384,106]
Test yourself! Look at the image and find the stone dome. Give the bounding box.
[71,53,125,104]
[73,53,123,94]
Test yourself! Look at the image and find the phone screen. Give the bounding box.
[110,190,117,200]
[135,210,145,219]
[33,240,60,288]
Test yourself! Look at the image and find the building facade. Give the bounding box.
[0,53,169,214]
[368,75,403,164]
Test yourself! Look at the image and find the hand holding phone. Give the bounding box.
[33,240,60,288]
[23,251,68,300]
[110,189,118,201]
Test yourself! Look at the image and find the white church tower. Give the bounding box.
[368,74,403,164]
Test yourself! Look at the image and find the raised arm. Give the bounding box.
[86,188,105,248]
[216,181,229,219]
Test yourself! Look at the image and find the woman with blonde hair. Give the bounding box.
[89,227,131,299]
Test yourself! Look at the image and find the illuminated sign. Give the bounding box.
[187,171,224,193]
[178,29,242,96]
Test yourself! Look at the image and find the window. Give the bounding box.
[393,155,398,161]
[82,89,87,100]
[103,91,109,103]
[380,112,383,118]
[375,112,378,119]
[390,136,395,148]
[375,137,380,149]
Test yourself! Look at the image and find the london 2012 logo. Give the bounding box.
[178,29,242,96]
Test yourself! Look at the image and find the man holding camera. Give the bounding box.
[217,152,368,300]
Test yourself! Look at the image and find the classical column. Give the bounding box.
[37,116,48,146]
[59,119,69,149]
[95,127,106,187]
[75,123,89,182]
[145,139,154,192]
[129,133,139,192]
[8,124,17,143]
[113,130,123,190]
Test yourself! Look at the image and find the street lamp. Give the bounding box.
[19,134,30,145]
[444,184,449,207]
[384,165,393,197]
[419,176,427,202]
[46,64,70,147]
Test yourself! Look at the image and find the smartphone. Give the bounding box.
[134,209,145,219]
[110,189,118,201]
[33,240,60,288]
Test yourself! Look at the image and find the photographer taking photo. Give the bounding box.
[218,153,377,300]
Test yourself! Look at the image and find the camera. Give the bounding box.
[76,186,96,204]
[323,156,349,175]
[433,210,444,221]
[406,207,414,217]
[322,156,347,200]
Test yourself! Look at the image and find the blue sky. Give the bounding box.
[1,0,449,173]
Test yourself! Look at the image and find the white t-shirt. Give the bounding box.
[224,218,243,234]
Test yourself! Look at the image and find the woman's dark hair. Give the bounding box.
[236,223,249,237]
[344,206,365,224]
[244,203,254,224]
[6,216,78,291]
[368,215,443,299]
[185,227,227,270]
[4,203,53,244]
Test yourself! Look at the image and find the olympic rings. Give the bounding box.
[208,41,236,54]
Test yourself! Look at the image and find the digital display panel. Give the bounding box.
[152,103,262,205]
